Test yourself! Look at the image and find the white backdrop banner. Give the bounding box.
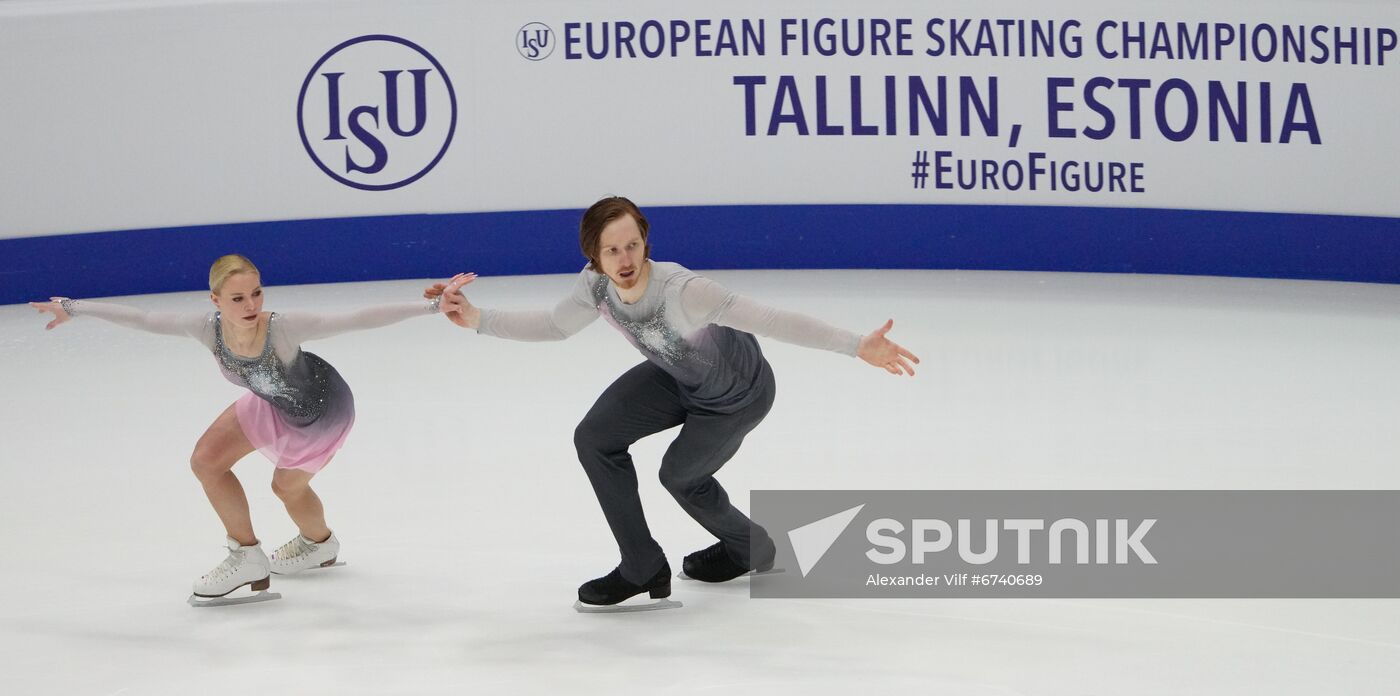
[1,0,1396,239]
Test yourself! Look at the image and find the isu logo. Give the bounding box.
[517,22,555,60]
[297,34,457,191]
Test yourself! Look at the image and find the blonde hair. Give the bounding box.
[208,254,260,293]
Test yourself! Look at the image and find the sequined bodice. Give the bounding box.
[594,275,711,370]
[589,268,766,412]
[213,313,335,426]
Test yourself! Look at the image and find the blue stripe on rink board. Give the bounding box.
[3,204,1399,305]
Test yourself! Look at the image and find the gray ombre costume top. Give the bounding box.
[478,262,861,413]
[60,299,435,427]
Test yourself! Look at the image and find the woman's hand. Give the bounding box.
[30,297,72,330]
[429,273,480,329]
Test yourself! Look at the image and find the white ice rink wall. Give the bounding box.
[1,0,1397,304]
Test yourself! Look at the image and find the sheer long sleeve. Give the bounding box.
[61,299,213,345]
[275,301,440,344]
[677,276,860,356]
[477,272,599,341]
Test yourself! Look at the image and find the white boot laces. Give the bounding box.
[274,536,314,562]
[206,546,246,581]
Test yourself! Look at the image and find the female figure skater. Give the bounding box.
[31,255,458,604]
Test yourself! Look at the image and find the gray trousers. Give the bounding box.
[573,360,777,584]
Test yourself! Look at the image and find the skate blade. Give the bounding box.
[187,590,282,608]
[678,567,786,581]
[573,598,683,614]
[271,560,346,576]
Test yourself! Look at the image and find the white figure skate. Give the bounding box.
[270,532,343,575]
[188,537,280,607]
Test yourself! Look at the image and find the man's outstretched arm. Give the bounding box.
[426,272,598,341]
[681,275,920,376]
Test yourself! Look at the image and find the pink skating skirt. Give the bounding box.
[234,391,354,473]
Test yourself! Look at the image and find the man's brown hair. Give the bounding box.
[579,196,650,271]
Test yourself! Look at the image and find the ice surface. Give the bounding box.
[3,269,1399,695]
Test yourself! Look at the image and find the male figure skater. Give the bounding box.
[429,197,918,609]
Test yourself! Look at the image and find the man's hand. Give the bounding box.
[857,319,919,376]
[428,273,481,329]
